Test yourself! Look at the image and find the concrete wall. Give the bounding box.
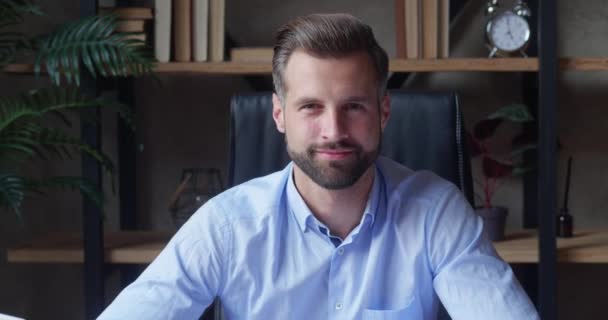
[1,0,607,319]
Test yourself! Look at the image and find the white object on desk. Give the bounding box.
[0,313,25,320]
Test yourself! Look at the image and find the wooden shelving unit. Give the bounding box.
[8,229,608,264]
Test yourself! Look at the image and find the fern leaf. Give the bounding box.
[36,127,115,174]
[29,176,103,209]
[0,172,25,219]
[35,14,155,86]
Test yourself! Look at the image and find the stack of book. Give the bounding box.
[395,0,450,59]
[154,0,225,63]
[99,6,153,43]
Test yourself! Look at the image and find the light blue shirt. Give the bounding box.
[99,157,539,320]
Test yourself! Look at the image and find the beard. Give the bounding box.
[286,136,380,190]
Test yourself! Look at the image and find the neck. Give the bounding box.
[293,164,375,239]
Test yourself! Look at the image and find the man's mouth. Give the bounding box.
[314,149,355,160]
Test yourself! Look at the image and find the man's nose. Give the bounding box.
[321,109,348,141]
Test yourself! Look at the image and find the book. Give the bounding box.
[405,0,420,59]
[115,19,145,33]
[124,33,147,42]
[193,0,209,62]
[99,7,153,20]
[209,0,226,62]
[438,0,450,58]
[173,0,192,62]
[394,0,406,59]
[154,0,171,63]
[422,0,438,59]
[230,47,273,63]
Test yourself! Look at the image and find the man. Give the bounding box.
[99,13,539,319]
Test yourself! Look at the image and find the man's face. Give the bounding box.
[272,49,390,189]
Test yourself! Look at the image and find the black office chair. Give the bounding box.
[228,90,474,203]
[204,90,474,320]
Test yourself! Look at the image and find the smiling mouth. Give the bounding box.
[314,149,355,160]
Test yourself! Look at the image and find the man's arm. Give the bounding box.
[97,200,230,319]
[427,184,539,320]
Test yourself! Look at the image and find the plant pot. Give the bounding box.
[475,206,508,241]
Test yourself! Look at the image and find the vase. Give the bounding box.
[475,206,508,241]
[169,168,224,228]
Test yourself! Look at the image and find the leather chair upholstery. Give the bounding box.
[228,90,474,204]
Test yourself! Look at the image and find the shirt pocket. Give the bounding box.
[361,296,423,320]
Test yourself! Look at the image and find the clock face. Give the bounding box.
[487,11,530,52]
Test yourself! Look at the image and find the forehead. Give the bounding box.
[282,50,377,102]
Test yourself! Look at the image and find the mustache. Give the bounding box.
[308,140,362,152]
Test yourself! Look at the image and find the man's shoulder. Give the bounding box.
[377,156,457,203]
[210,165,290,221]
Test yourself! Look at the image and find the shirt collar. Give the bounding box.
[285,163,381,233]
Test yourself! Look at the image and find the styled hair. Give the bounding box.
[272,13,389,103]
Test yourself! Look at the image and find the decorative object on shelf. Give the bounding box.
[168,168,224,228]
[475,206,508,241]
[484,0,532,58]
[467,103,536,241]
[557,156,574,238]
[0,1,155,220]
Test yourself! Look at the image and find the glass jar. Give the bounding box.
[169,168,224,228]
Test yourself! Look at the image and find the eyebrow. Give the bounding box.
[292,96,374,106]
[341,96,375,104]
[292,97,322,107]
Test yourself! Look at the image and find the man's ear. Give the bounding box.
[272,93,285,133]
[380,93,391,131]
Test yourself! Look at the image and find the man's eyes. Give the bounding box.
[300,104,319,110]
[298,103,366,111]
[344,103,365,110]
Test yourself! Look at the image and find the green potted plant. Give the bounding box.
[0,1,155,220]
[467,103,536,241]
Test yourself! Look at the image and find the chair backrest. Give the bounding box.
[228,90,474,204]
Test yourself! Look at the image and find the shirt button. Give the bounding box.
[338,248,344,255]
[335,302,343,310]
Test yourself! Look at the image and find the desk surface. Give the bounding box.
[6,230,608,264]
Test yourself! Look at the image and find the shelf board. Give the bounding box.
[559,57,608,71]
[154,58,540,74]
[6,231,171,264]
[7,229,608,264]
[4,58,539,75]
[154,61,272,74]
[3,63,39,74]
[389,58,539,72]
[494,229,608,263]
[6,58,608,75]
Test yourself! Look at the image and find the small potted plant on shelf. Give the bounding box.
[467,103,536,241]
[0,1,155,221]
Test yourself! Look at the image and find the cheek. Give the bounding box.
[284,117,318,144]
[352,118,382,149]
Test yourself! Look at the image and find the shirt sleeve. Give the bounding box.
[97,199,231,320]
[427,184,539,320]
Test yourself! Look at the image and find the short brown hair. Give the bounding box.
[272,13,389,103]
